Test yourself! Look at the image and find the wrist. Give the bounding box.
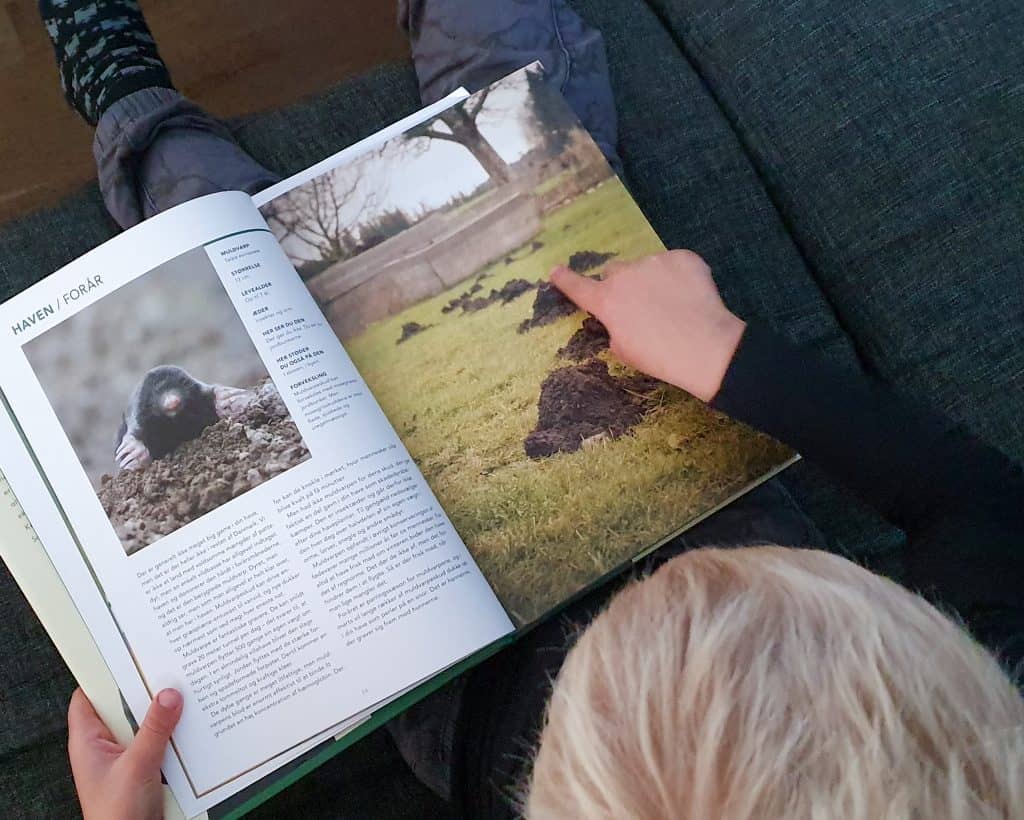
[684,314,746,402]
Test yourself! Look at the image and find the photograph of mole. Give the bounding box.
[22,246,311,556]
[261,65,791,624]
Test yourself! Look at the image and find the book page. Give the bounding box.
[0,191,511,815]
[259,64,795,626]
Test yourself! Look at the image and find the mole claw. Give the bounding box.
[213,385,257,419]
[115,433,151,471]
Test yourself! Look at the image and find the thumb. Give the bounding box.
[550,266,605,317]
[124,688,182,775]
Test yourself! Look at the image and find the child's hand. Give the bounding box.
[551,250,745,402]
[68,687,182,820]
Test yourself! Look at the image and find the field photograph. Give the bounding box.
[264,66,791,624]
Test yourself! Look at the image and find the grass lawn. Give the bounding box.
[344,179,792,624]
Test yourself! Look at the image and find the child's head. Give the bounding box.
[527,547,1024,819]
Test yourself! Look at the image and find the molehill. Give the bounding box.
[397,321,433,344]
[516,246,612,334]
[524,360,659,458]
[441,277,538,317]
[558,316,610,361]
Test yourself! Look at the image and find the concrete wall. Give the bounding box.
[537,161,613,212]
[309,186,542,339]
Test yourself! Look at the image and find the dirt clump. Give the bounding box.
[442,282,483,313]
[397,321,433,343]
[445,277,539,315]
[442,294,467,314]
[568,250,617,272]
[491,278,538,304]
[558,317,610,361]
[518,253,615,333]
[518,281,583,333]
[460,297,491,313]
[443,279,520,314]
[524,360,659,458]
[98,379,310,554]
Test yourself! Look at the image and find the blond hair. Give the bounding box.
[527,547,1024,820]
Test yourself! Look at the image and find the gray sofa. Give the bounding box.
[2,1,1021,817]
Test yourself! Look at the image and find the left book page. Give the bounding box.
[0,191,512,817]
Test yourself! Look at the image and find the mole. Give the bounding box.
[114,365,256,471]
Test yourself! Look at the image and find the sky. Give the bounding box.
[276,74,541,262]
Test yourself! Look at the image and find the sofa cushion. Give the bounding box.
[0,560,81,818]
[232,67,426,189]
[645,0,1024,462]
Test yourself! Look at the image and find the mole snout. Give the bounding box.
[115,365,258,472]
[161,391,183,416]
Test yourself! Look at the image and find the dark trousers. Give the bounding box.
[92,0,620,229]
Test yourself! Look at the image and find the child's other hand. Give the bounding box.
[68,687,182,820]
[550,250,745,402]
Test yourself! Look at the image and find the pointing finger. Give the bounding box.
[550,266,605,317]
[601,260,627,279]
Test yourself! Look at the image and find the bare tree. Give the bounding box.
[404,87,512,185]
[267,83,523,268]
[264,166,368,265]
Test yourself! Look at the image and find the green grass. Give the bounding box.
[345,180,792,624]
[532,170,574,198]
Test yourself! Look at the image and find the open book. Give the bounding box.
[0,65,794,818]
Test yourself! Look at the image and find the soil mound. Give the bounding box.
[558,317,610,361]
[518,252,614,334]
[491,278,538,304]
[445,278,538,315]
[98,379,310,554]
[397,321,432,344]
[441,282,483,313]
[517,281,580,333]
[461,298,488,313]
[524,360,658,458]
[568,250,617,272]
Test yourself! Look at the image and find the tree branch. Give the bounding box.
[410,127,464,144]
[465,86,491,120]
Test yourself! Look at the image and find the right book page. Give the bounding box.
[260,64,795,626]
